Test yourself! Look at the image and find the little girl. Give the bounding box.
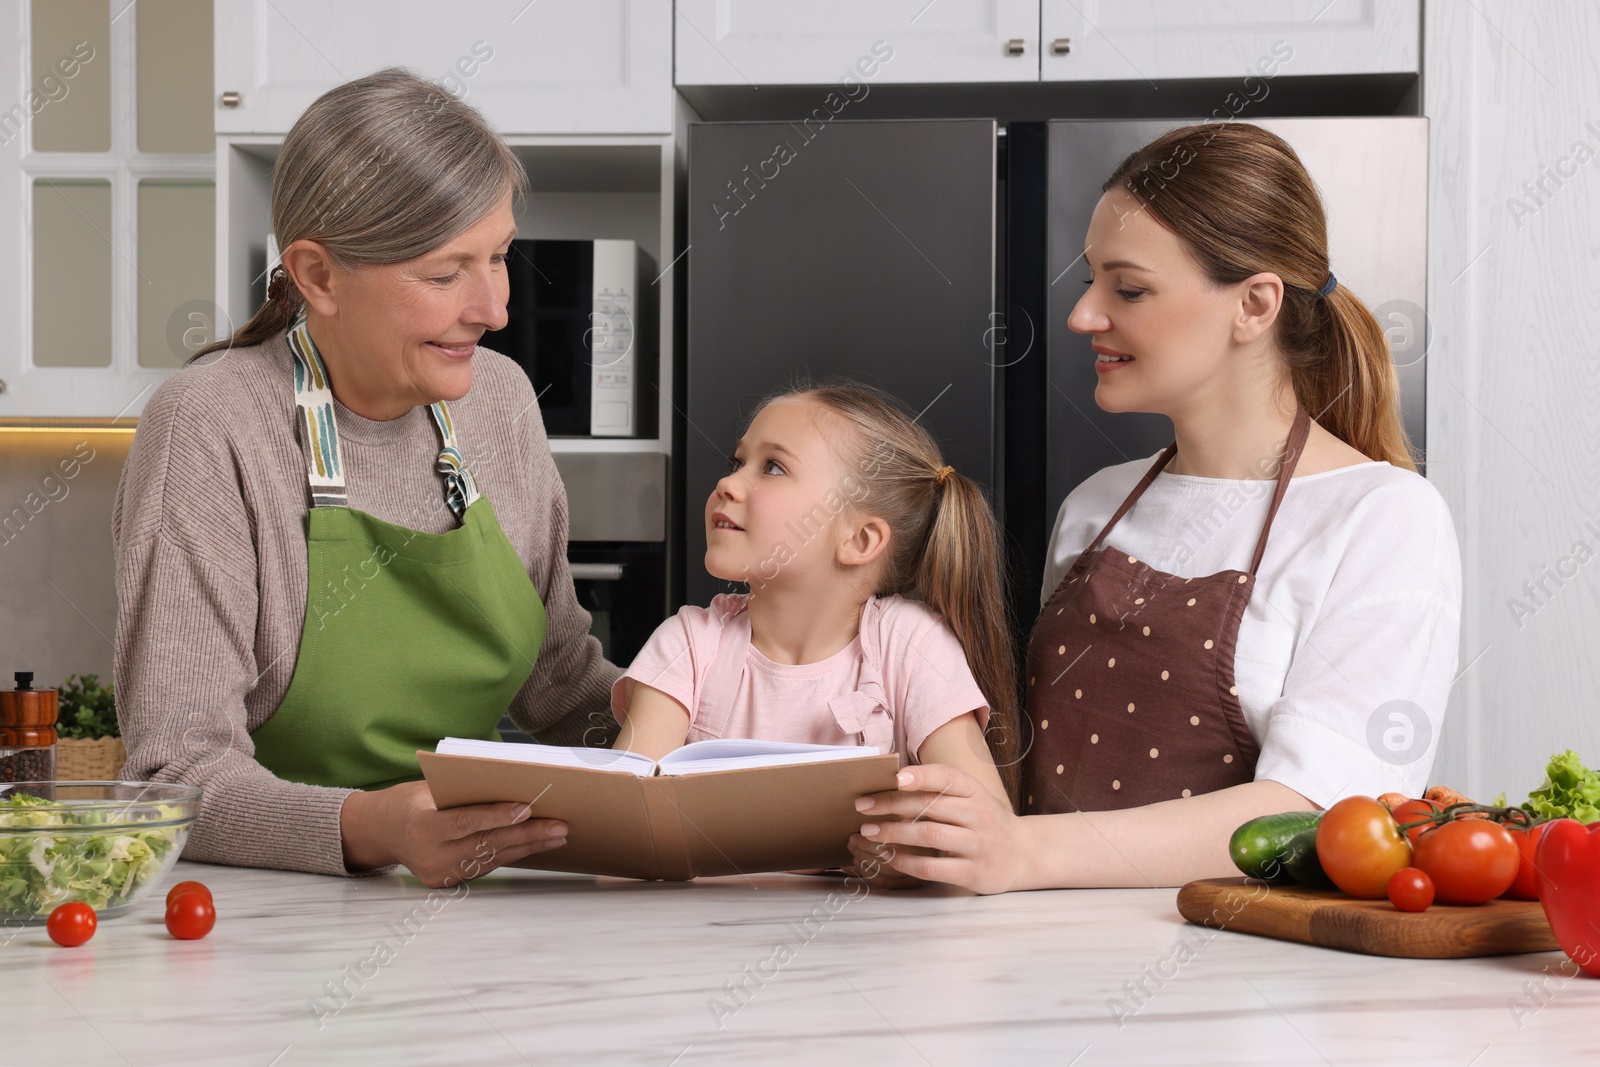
[612,381,1021,810]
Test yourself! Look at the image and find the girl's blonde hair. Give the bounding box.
[1105,121,1417,470]
[753,381,1023,808]
[194,67,527,358]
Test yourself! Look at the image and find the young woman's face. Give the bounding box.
[704,398,861,588]
[1066,188,1251,417]
[327,194,516,414]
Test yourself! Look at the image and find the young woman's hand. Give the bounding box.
[844,835,930,890]
[854,765,1033,895]
[340,781,569,887]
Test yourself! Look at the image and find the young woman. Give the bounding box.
[850,122,1463,893]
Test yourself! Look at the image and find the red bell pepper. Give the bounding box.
[1535,819,1600,977]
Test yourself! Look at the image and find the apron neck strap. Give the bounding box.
[1076,403,1314,575]
[287,311,480,519]
[1077,442,1178,562]
[1247,403,1312,576]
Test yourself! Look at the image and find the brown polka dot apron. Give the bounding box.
[1022,404,1311,813]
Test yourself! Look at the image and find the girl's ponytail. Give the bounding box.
[916,468,1023,807]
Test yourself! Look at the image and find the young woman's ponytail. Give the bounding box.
[753,381,1024,809]
[1291,284,1417,470]
[1101,122,1418,471]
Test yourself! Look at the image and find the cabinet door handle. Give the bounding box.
[1006,38,1026,56]
[220,91,241,108]
[1052,37,1072,55]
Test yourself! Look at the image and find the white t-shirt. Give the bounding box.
[1042,453,1462,807]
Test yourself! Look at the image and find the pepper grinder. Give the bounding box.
[0,671,59,783]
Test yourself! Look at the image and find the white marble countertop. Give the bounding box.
[3,859,1596,1066]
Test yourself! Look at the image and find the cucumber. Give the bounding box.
[1229,811,1323,883]
[1281,825,1334,888]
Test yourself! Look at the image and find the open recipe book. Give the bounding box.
[418,738,901,880]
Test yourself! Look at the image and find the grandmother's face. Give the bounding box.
[328,194,515,413]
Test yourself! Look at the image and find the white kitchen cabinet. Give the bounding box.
[213,0,672,135]
[673,0,1042,85]
[1040,0,1418,82]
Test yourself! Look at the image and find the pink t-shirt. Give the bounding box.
[611,593,989,766]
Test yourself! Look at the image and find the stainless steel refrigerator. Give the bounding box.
[684,117,1428,624]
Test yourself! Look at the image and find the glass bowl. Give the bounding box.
[0,781,200,923]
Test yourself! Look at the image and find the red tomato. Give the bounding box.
[1412,819,1520,904]
[1387,867,1435,911]
[46,902,97,947]
[165,880,212,908]
[1504,822,1550,901]
[165,891,216,940]
[1389,799,1444,844]
[1316,796,1413,899]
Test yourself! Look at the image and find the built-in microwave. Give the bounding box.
[481,238,657,438]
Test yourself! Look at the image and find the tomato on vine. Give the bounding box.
[1412,819,1520,904]
[1389,798,1445,844]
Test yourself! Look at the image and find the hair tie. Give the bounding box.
[1315,271,1337,299]
[267,266,300,311]
[934,464,954,486]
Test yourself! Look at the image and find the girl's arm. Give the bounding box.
[852,764,1313,894]
[914,713,1010,806]
[613,683,691,761]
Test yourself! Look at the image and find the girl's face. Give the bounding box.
[705,398,865,588]
[1066,187,1270,418]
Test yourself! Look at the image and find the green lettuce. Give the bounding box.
[0,793,184,919]
[1523,749,1600,824]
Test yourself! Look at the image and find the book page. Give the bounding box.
[658,738,882,776]
[435,737,657,777]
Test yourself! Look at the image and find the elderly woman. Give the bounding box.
[113,69,617,886]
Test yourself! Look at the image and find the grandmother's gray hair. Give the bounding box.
[194,66,527,358]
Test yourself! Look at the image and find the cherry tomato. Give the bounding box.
[1413,819,1520,904]
[46,902,97,947]
[1387,867,1435,911]
[1504,822,1550,901]
[1316,796,1413,899]
[1389,799,1444,844]
[165,891,216,940]
[165,880,213,908]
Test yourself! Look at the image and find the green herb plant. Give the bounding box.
[56,674,119,741]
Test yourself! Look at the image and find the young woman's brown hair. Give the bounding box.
[1103,121,1417,471]
[753,381,1024,807]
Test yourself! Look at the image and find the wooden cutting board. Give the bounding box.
[1176,877,1560,958]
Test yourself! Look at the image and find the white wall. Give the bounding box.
[1425,0,1600,802]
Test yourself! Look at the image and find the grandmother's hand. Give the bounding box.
[340,781,568,887]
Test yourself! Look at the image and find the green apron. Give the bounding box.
[252,312,547,789]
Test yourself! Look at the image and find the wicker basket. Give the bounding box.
[56,736,126,780]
